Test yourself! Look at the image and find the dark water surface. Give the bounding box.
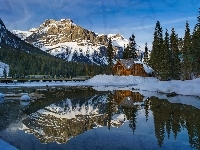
[0,86,200,150]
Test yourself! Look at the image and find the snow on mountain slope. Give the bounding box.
[12,30,34,40]
[0,62,9,77]
[12,19,131,65]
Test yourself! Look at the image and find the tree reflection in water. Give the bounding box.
[148,96,200,149]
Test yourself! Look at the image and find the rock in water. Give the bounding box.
[20,94,30,101]
[166,92,177,97]
[20,101,30,106]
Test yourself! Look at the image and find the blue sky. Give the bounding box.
[0,0,200,49]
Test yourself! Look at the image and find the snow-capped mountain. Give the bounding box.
[13,19,130,65]
[0,62,9,77]
[12,29,35,40]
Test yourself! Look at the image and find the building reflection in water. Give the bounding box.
[113,90,144,106]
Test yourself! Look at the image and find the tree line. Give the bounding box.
[0,45,110,78]
[107,8,200,81]
[149,9,200,80]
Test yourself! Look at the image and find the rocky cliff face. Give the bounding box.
[26,19,99,46]
[25,19,124,46]
[13,19,129,65]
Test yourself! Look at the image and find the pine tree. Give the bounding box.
[170,28,181,80]
[160,29,171,80]
[107,38,114,74]
[149,21,163,77]
[122,34,138,59]
[128,33,138,59]
[182,21,192,80]
[178,38,184,52]
[191,8,200,77]
[122,45,129,59]
[143,42,149,65]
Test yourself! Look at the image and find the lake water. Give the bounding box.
[0,86,200,150]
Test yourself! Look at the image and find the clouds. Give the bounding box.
[0,0,200,48]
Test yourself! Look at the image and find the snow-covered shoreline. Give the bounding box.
[0,75,200,97]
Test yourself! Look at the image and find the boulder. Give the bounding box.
[166,92,177,97]
[20,94,30,101]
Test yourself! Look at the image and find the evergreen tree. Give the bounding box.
[149,21,163,77]
[160,29,171,80]
[191,8,200,77]
[128,33,138,59]
[122,45,129,59]
[107,38,114,74]
[143,42,149,65]
[182,21,192,80]
[122,34,138,59]
[178,38,184,52]
[170,28,181,80]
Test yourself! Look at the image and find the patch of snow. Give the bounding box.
[87,75,159,85]
[12,30,33,40]
[0,61,9,77]
[29,28,37,32]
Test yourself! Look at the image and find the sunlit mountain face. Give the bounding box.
[11,19,145,66]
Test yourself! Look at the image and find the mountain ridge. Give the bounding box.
[0,18,53,57]
[12,19,131,65]
[0,18,107,77]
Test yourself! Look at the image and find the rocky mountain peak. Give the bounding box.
[110,34,125,40]
[41,19,75,28]
[12,18,130,65]
[60,19,73,24]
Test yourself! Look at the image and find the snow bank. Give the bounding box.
[0,61,9,76]
[135,78,200,97]
[89,75,200,97]
[86,75,159,85]
[0,74,200,97]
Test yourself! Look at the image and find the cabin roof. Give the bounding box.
[115,58,154,74]
[119,58,138,69]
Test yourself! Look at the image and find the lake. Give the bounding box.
[0,86,200,150]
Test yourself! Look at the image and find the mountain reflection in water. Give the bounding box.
[22,90,143,144]
[1,88,200,149]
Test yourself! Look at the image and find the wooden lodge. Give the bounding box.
[113,90,144,106]
[112,58,154,77]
